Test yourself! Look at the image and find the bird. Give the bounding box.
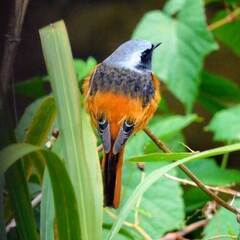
[83,39,161,208]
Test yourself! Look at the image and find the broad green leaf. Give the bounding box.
[184,188,210,213]
[212,10,240,56]
[128,152,193,162]
[5,162,38,240]
[108,162,185,238]
[107,143,240,239]
[207,105,240,141]
[40,171,54,240]
[132,0,217,111]
[179,158,240,186]
[39,21,103,240]
[199,71,240,113]
[15,76,46,99]
[0,143,81,240]
[203,199,240,239]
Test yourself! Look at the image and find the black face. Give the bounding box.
[136,43,161,71]
[140,47,153,70]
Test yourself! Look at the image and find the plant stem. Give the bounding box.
[160,219,208,240]
[143,128,240,217]
[221,152,230,169]
[208,8,240,31]
[164,173,240,197]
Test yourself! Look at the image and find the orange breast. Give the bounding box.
[83,67,160,140]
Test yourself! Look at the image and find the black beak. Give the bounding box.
[152,42,161,50]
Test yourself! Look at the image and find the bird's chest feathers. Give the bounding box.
[89,64,155,106]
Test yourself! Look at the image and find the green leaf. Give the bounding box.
[207,105,240,142]
[40,171,54,240]
[203,199,240,239]
[39,20,103,240]
[0,143,81,240]
[128,152,193,162]
[132,0,217,111]
[126,114,197,157]
[199,71,240,113]
[5,162,38,240]
[107,143,240,239]
[212,9,240,56]
[184,188,210,213]
[112,162,184,238]
[15,76,45,99]
[74,57,97,83]
[15,96,56,182]
[179,158,240,186]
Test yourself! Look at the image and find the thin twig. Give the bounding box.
[6,193,42,233]
[143,128,240,217]
[164,173,240,197]
[208,8,240,31]
[160,219,208,240]
[134,171,145,225]
[105,209,152,240]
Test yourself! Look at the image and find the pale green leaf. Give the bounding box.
[39,21,103,240]
[207,105,240,141]
[133,0,217,111]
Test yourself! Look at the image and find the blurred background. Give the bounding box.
[0,0,240,163]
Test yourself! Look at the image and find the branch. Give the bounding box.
[0,0,29,96]
[105,209,152,240]
[164,173,240,197]
[208,8,240,31]
[160,219,208,240]
[143,128,240,218]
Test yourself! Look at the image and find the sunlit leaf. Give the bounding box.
[207,105,240,142]
[39,21,103,240]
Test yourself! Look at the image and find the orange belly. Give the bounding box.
[83,68,160,139]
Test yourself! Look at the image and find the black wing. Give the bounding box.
[112,120,134,155]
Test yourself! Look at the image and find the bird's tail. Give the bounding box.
[102,148,124,208]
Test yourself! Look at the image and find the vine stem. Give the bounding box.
[143,128,240,218]
[208,8,240,31]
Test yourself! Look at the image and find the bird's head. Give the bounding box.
[103,39,161,72]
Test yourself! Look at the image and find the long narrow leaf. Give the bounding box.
[40,171,54,240]
[5,162,38,240]
[128,152,194,162]
[107,143,240,239]
[39,20,102,240]
[0,143,81,240]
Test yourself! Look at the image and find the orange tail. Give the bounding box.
[102,148,124,208]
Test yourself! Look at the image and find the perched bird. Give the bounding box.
[83,39,161,208]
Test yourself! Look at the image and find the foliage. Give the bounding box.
[2,0,240,239]
[132,0,217,112]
